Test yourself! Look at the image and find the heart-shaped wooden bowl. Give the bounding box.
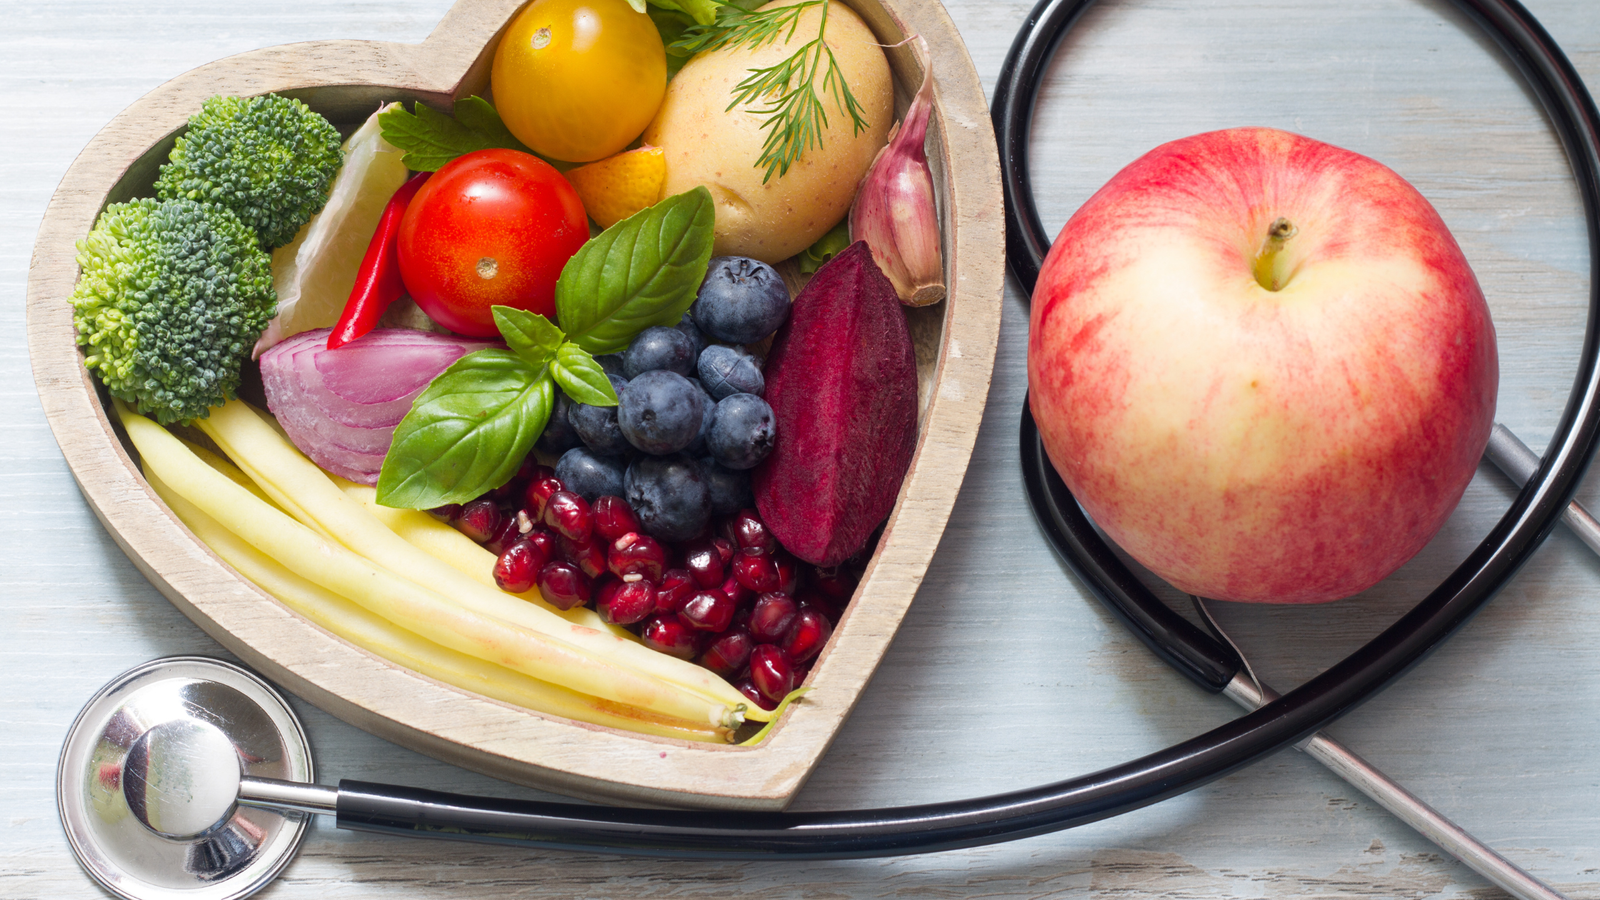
[26,0,1001,809]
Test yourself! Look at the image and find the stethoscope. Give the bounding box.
[56,1,1600,898]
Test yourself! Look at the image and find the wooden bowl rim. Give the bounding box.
[24,0,1003,810]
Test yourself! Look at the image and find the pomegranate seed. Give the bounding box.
[494,538,550,593]
[559,534,607,580]
[609,532,667,582]
[655,568,696,614]
[749,592,798,644]
[796,590,842,625]
[733,550,782,593]
[528,464,556,483]
[485,515,521,555]
[711,536,735,568]
[700,627,754,677]
[792,659,813,685]
[679,589,735,632]
[593,575,622,612]
[640,615,701,660]
[730,509,776,554]
[543,490,592,541]
[428,503,462,522]
[599,579,656,626]
[592,496,641,542]
[774,551,799,595]
[521,528,559,569]
[734,676,775,711]
[524,475,564,520]
[536,560,591,610]
[456,499,503,543]
[719,573,753,608]
[748,645,795,703]
[809,565,858,600]
[781,608,832,663]
[681,540,725,589]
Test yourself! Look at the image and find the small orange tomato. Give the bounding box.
[397,149,588,336]
[491,0,668,163]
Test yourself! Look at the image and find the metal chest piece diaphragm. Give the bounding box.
[56,657,314,900]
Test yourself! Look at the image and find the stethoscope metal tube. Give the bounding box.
[55,0,1600,897]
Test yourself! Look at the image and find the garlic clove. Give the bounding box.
[848,35,946,307]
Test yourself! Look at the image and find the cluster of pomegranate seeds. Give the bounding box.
[436,464,858,710]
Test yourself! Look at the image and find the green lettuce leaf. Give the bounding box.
[378,96,536,172]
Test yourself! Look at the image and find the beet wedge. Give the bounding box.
[753,241,918,566]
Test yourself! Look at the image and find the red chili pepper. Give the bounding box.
[327,171,433,350]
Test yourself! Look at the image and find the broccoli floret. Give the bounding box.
[71,197,276,425]
[155,94,343,249]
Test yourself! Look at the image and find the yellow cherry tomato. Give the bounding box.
[491,0,668,163]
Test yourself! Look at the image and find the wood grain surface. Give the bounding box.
[4,0,1599,897]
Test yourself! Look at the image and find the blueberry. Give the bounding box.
[625,454,711,542]
[675,312,707,358]
[535,391,583,455]
[700,457,753,517]
[595,353,627,378]
[692,256,790,344]
[623,326,697,379]
[697,344,765,399]
[555,447,626,500]
[686,378,717,455]
[569,374,632,458]
[707,393,776,470]
[618,370,704,455]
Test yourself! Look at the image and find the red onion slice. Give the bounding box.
[260,328,493,484]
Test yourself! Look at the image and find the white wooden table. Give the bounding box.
[4,1,1598,897]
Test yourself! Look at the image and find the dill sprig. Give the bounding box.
[673,0,870,183]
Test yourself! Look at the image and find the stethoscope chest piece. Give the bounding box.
[57,657,313,900]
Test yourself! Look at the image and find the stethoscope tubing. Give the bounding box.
[275,0,1600,859]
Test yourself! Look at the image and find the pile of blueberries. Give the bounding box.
[536,256,788,542]
[432,258,865,708]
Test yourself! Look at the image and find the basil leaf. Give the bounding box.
[493,306,565,372]
[376,350,552,508]
[555,187,716,355]
[551,343,618,406]
[378,96,535,172]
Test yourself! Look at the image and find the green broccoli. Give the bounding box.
[71,197,276,425]
[155,94,343,249]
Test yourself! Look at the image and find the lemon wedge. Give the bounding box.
[253,103,410,356]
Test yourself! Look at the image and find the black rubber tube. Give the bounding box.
[329,0,1600,857]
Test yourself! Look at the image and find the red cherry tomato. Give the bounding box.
[398,148,588,336]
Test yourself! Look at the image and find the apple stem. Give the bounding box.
[1253,217,1299,291]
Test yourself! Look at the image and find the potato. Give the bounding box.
[642,0,894,263]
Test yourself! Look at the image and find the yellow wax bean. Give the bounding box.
[121,402,746,728]
[194,399,764,721]
[147,465,730,743]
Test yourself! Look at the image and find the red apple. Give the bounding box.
[1027,127,1497,604]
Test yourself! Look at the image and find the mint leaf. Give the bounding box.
[376,350,552,508]
[493,306,564,372]
[555,187,716,355]
[378,96,536,172]
[551,343,618,406]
